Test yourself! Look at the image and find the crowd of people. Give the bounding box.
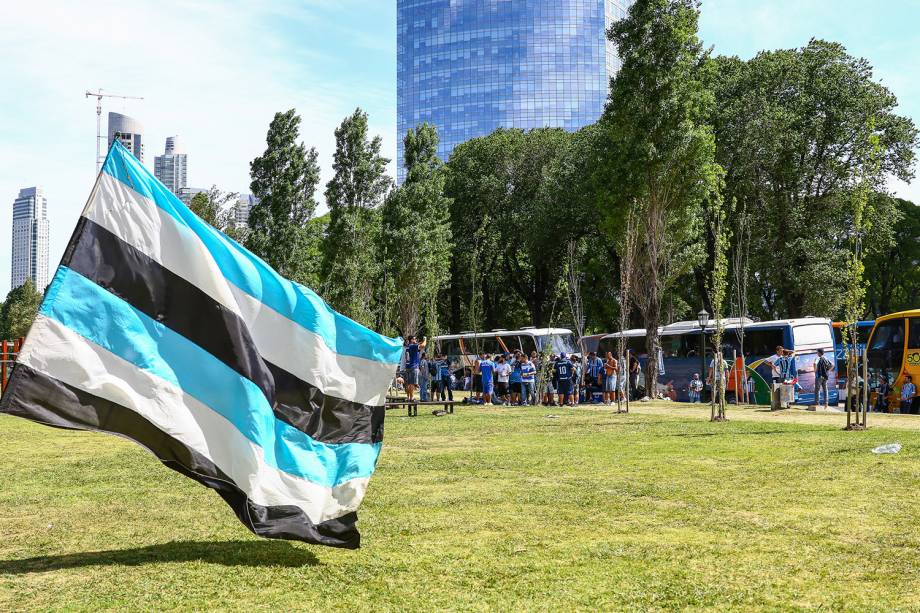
[399,336,663,407]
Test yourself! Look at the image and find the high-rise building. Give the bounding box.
[154,136,188,196]
[233,194,259,229]
[107,112,144,162]
[11,187,50,291]
[396,0,634,182]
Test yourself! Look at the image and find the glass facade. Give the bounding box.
[397,0,633,182]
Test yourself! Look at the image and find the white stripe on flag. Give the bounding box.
[84,173,395,406]
[19,314,370,524]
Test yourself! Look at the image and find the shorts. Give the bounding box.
[473,374,482,392]
[482,378,494,395]
[497,382,509,396]
[605,376,617,392]
[404,368,419,386]
[557,379,573,395]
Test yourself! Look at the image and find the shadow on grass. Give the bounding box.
[0,539,319,574]
[667,428,827,438]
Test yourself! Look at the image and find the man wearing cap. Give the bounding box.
[555,352,575,407]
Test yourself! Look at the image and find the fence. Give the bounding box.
[0,338,24,393]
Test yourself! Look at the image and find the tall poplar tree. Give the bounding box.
[247,109,322,286]
[594,0,722,395]
[321,109,392,327]
[379,123,452,337]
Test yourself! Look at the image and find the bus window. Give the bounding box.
[793,323,832,348]
[737,329,785,358]
[546,334,577,355]
[867,319,906,385]
[499,335,524,354]
[909,319,920,368]
[517,335,539,355]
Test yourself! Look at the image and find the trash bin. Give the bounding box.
[779,383,795,408]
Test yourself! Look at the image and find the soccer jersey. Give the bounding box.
[405,343,421,369]
[479,360,495,381]
[521,362,536,382]
[510,361,523,383]
[555,359,574,381]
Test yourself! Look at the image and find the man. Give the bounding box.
[603,352,618,406]
[902,375,917,414]
[478,353,496,405]
[555,352,575,407]
[521,354,537,406]
[472,356,483,403]
[688,373,703,403]
[418,352,431,402]
[813,348,834,410]
[438,355,454,402]
[495,355,512,405]
[586,352,603,402]
[629,354,641,400]
[768,345,787,410]
[404,335,427,402]
[509,352,524,405]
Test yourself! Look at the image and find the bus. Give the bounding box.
[832,320,875,393]
[595,318,839,405]
[432,327,577,375]
[865,310,920,412]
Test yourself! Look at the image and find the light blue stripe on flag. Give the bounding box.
[101,142,403,366]
[41,266,381,488]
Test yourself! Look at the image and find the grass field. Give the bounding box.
[3,403,920,611]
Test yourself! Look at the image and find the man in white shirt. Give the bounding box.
[494,356,513,405]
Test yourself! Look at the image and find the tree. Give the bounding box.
[1,279,42,340]
[593,0,721,397]
[321,109,392,327]
[248,109,323,286]
[188,186,240,232]
[379,123,453,337]
[713,40,918,319]
[865,197,920,315]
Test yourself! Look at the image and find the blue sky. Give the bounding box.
[0,0,916,298]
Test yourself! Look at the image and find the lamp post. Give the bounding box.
[698,309,710,402]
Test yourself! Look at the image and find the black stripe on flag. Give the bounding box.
[64,217,384,445]
[1,364,361,549]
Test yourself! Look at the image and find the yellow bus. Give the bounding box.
[865,310,920,412]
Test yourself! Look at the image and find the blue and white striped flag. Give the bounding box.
[0,142,402,548]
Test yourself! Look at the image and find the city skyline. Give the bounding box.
[0,0,918,298]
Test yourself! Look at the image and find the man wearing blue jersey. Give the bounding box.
[403,335,426,402]
[438,355,453,401]
[555,352,575,406]
[478,353,496,405]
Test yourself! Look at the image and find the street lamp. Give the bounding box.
[698,309,710,401]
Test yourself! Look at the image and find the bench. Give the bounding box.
[385,398,460,417]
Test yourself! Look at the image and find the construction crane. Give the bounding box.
[85,88,144,173]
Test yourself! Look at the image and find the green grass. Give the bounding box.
[3,404,920,611]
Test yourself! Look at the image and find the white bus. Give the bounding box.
[432,327,577,374]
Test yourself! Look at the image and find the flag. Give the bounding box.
[0,142,402,549]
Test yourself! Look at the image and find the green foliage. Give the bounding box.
[188,192,218,227]
[321,109,392,326]
[247,109,323,286]
[444,128,587,330]
[379,124,453,337]
[865,197,920,314]
[0,279,42,340]
[713,39,919,319]
[593,0,721,391]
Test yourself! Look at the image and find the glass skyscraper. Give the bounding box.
[397,0,633,182]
